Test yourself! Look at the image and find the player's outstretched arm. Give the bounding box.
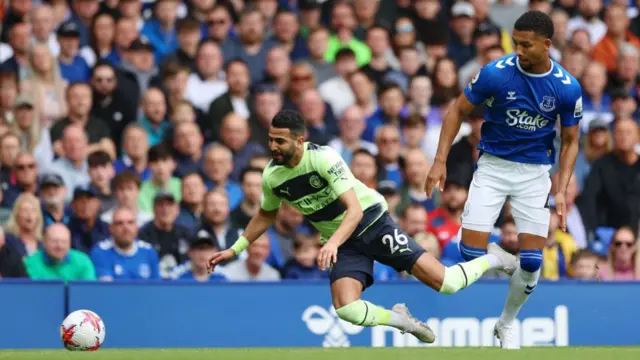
[317,189,363,270]
[425,93,476,197]
[207,208,278,271]
[555,124,580,231]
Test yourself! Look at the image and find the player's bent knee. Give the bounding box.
[335,300,379,327]
[520,250,543,272]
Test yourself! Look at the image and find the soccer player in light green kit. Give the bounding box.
[208,109,517,343]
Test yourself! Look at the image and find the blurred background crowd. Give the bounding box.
[0,0,639,284]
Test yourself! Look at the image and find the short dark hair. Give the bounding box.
[335,47,356,62]
[376,81,403,99]
[483,43,505,57]
[352,148,375,160]
[66,81,91,96]
[367,24,389,37]
[148,144,174,163]
[176,16,201,33]
[271,109,306,136]
[570,249,599,266]
[87,151,112,168]
[112,171,141,190]
[240,167,263,183]
[181,170,204,183]
[400,203,426,219]
[224,58,248,73]
[514,10,554,39]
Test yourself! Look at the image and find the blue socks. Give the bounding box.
[459,241,487,261]
[519,249,543,272]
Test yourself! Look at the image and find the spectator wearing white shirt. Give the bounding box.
[219,234,281,282]
[47,124,91,203]
[30,4,60,57]
[318,48,357,118]
[184,39,227,112]
[567,0,607,45]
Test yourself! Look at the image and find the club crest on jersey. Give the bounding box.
[310,175,323,189]
[539,96,556,112]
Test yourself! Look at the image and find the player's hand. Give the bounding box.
[425,160,447,199]
[554,191,567,232]
[317,241,338,271]
[207,249,236,273]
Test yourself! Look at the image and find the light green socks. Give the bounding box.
[335,300,392,326]
[439,257,491,294]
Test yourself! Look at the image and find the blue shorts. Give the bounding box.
[329,212,425,290]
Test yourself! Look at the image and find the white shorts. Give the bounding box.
[461,153,552,238]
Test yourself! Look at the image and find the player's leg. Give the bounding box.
[410,244,515,294]
[367,212,516,295]
[494,170,551,349]
[330,234,436,343]
[458,155,511,267]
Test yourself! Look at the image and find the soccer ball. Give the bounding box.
[60,310,106,351]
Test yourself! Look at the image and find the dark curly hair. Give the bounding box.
[514,10,554,39]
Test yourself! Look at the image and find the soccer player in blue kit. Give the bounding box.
[425,11,582,349]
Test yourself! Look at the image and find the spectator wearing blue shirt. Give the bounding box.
[40,174,71,230]
[113,124,153,181]
[270,9,309,61]
[91,207,160,281]
[373,125,404,188]
[57,21,91,83]
[68,185,111,254]
[362,82,406,143]
[172,229,228,282]
[175,172,206,230]
[69,0,100,48]
[82,12,121,67]
[221,8,277,84]
[141,0,179,64]
[0,22,30,79]
[138,88,169,147]
[201,144,244,210]
[1,152,39,210]
[205,3,235,45]
[281,233,328,280]
[38,173,72,229]
[447,2,477,69]
[161,17,201,73]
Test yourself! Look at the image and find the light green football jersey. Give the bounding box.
[261,142,388,243]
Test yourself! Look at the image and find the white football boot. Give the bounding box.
[392,303,436,344]
[494,321,520,349]
[488,242,518,276]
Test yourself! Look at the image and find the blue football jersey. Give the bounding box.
[90,239,160,280]
[463,55,583,165]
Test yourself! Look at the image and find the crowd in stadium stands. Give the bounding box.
[0,0,639,284]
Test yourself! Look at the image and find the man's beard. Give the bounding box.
[445,203,463,214]
[42,196,64,209]
[272,149,294,165]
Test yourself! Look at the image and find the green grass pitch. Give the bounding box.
[2,347,640,360]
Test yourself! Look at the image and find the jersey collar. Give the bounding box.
[114,240,139,257]
[516,57,554,78]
